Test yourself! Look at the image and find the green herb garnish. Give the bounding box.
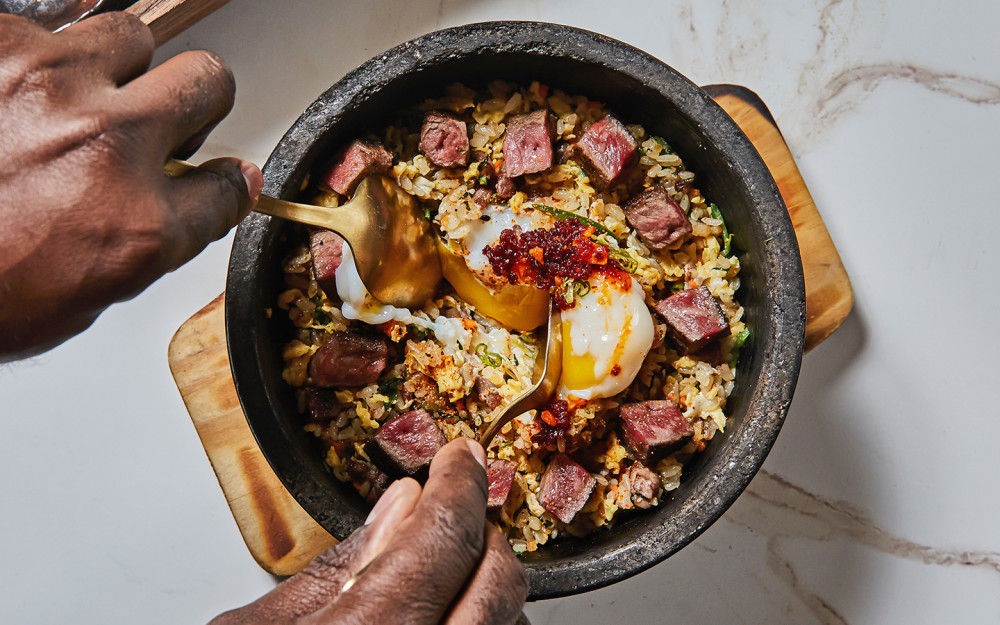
[652,135,673,153]
[710,203,733,257]
[529,203,617,239]
[378,377,403,405]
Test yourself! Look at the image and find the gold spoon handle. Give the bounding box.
[164,159,371,248]
[479,305,563,449]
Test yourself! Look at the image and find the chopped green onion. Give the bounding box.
[378,377,403,405]
[311,308,332,325]
[560,278,591,305]
[733,327,750,348]
[562,281,575,306]
[529,203,617,239]
[710,203,733,257]
[475,343,502,367]
[652,136,673,153]
[671,282,685,293]
[479,175,488,185]
[423,205,432,220]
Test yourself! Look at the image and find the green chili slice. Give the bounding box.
[529,203,617,239]
[475,343,502,368]
[605,246,638,274]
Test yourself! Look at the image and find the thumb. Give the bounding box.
[161,157,262,271]
[209,478,422,625]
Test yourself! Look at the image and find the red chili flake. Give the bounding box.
[610,364,622,376]
[531,398,574,446]
[484,220,629,310]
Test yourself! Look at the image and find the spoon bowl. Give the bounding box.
[167,160,441,309]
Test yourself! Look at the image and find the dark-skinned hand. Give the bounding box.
[0,14,529,624]
[211,439,529,625]
[0,12,262,361]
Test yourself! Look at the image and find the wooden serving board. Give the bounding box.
[127,0,232,46]
[167,86,853,576]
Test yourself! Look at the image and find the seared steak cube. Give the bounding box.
[624,186,692,250]
[621,462,660,509]
[472,187,492,208]
[303,387,337,423]
[502,109,556,178]
[321,140,393,196]
[574,114,638,188]
[366,409,446,478]
[475,376,503,410]
[309,331,389,388]
[495,174,517,199]
[486,459,517,509]
[655,286,730,353]
[345,458,390,502]
[537,454,596,524]
[619,400,694,463]
[309,229,344,295]
[420,111,470,168]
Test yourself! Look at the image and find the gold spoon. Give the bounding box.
[166,160,441,309]
[168,159,563,436]
[478,301,563,449]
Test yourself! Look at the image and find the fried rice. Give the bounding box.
[275,81,747,554]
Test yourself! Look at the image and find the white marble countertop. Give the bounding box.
[3,1,999,623]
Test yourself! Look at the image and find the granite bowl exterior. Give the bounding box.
[225,21,806,600]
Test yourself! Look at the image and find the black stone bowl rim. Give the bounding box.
[226,21,805,600]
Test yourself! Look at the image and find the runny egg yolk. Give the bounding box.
[558,275,654,400]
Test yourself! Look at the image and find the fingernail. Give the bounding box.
[361,478,421,566]
[240,160,263,202]
[365,478,409,526]
[464,438,487,469]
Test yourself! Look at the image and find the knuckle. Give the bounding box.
[0,49,61,99]
[96,12,154,54]
[422,498,485,560]
[187,49,236,101]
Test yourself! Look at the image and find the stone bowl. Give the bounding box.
[225,21,805,600]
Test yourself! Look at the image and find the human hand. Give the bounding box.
[211,439,529,625]
[0,12,261,361]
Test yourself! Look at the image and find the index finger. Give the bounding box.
[318,438,488,625]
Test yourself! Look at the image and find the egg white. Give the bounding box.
[461,206,534,280]
[558,275,654,400]
[335,245,470,349]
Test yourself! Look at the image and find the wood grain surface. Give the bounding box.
[703,84,853,351]
[167,294,337,576]
[127,0,231,46]
[167,86,853,575]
